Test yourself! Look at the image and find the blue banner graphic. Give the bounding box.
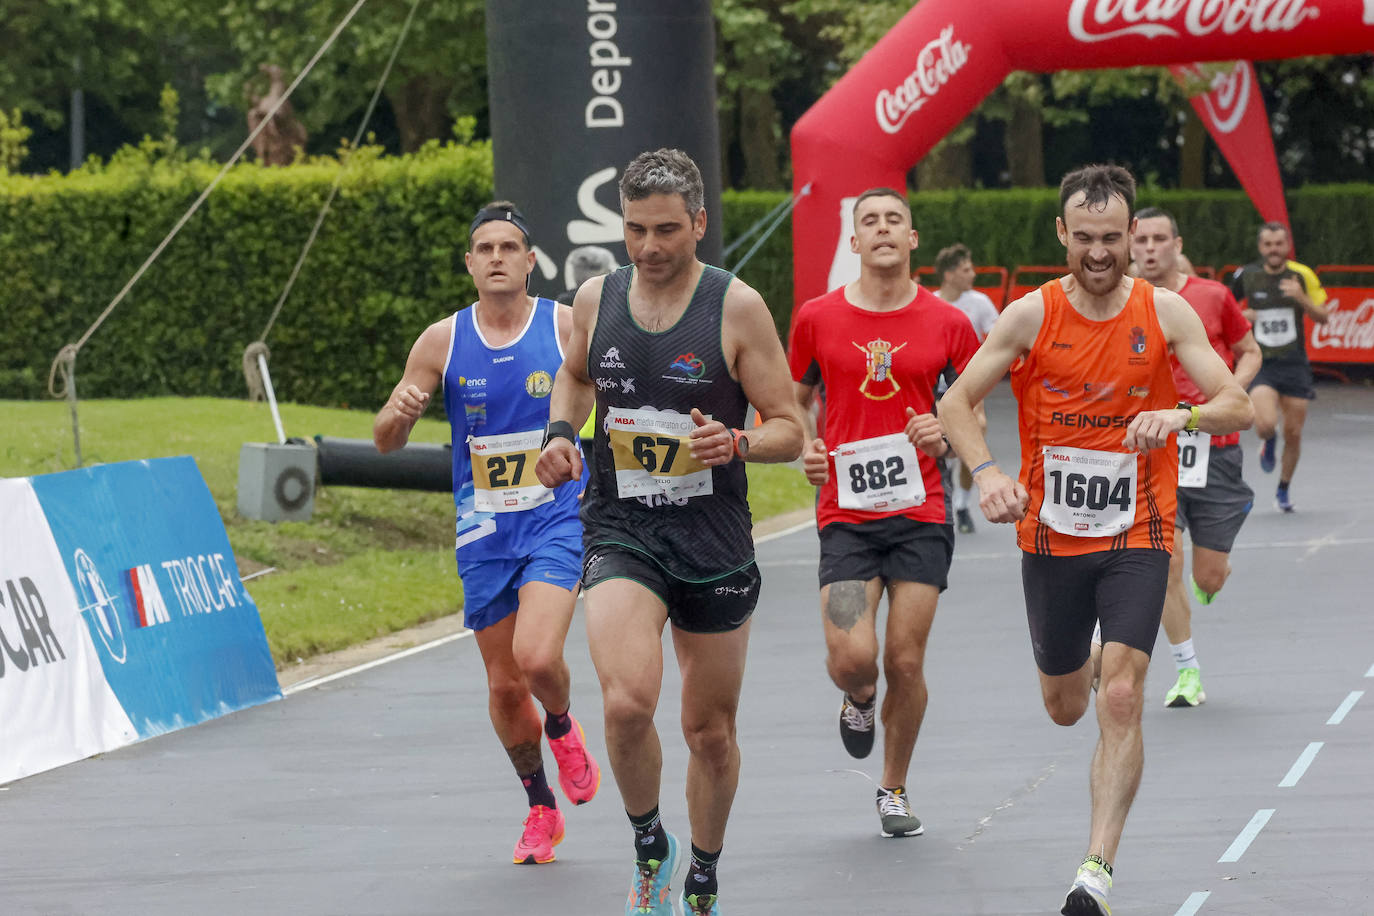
[29,457,280,739]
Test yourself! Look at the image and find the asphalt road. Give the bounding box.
[3,381,1372,915]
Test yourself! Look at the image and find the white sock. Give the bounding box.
[954,486,970,511]
[1170,639,1198,671]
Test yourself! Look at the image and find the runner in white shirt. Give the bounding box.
[934,244,1000,534]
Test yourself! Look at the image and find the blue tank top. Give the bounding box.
[442,297,585,562]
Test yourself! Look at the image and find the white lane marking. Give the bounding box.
[755,518,815,544]
[283,630,474,695]
[1278,742,1324,788]
[1328,691,1364,725]
[1365,661,1374,678]
[1219,808,1275,862]
[1175,891,1211,916]
[1297,520,1358,563]
[286,515,816,695]
[1333,413,1374,423]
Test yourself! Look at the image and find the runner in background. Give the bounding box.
[934,243,1000,535]
[373,202,600,866]
[1229,223,1329,512]
[1131,207,1261,708]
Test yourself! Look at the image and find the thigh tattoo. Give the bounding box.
[826,580,868,632]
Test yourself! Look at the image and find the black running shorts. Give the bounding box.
[1175,444,1253,553]
[1020,548,1170,676]
[581,544,759,634]
[818,516,954,592]
[1250,360,1315,400]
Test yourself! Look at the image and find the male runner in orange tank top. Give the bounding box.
[939,165,1253,916]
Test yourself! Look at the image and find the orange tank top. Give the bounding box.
[1011,278,1179,556]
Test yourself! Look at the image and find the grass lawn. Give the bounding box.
[3,398,813,666]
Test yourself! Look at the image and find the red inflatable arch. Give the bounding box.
[790,0,1374,310]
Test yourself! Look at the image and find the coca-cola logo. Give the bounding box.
[1068,0,1318,43]
[874,26,970,135]
[1192,61,1250,134]
[1312,297,1374,351]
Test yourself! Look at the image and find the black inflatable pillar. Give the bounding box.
[484,1,723,298]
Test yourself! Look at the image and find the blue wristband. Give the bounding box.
[971,460,997,476]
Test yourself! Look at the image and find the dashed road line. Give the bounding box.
[1219,808,1275,863]
[1365,661,1374,678]
[1278,742,1324,788]
[1328,691,1364,726]
[1175,891,1211,916]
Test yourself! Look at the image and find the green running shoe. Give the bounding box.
[626,832,679,915]
[682,889,721,915]
[1062,857,1112,915]
[1189,577,1217,606]
[1164,667,1206,708]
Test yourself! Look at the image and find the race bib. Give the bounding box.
[469,429,554,513]
[606,406,712,501]
[1038,446,1137,537]
[1253,308,1297,348]
[1177,430,1210,489]
[834,433,925,512]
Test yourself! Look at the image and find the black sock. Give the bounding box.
[520,765,557,810]
[544,708,573,740]
[628,806,669,863]
[1278,479,1291,491]
[686,844,720,899]
[848,693,875,710]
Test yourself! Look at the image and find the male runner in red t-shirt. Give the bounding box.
[789,187,979,838]
[1130,208,1260,708]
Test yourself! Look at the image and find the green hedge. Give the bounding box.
[1,142,491,407]
[5,148,1373,407]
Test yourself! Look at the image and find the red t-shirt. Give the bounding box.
[1170,276,1250,447]
[789,285,979,529]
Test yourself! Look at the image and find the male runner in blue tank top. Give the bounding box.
[535,149,804,916]
[373,202,600,866]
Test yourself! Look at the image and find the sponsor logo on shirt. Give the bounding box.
[620,378,636,394]
[663,352,711,385]
[595,377,618,391]
[493,355,515,364]
[1042,379,1072,398]
[1127,386,1150,398]
[1083,382,1116,402]
[525,370,553,398]
[600,347,627,369]
[1051,341,1074,350]
[854,337,907,401]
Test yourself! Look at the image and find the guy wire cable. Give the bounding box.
[255,0,426,348]
[47,0,375,403]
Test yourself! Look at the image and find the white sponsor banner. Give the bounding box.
[0,479,137,784]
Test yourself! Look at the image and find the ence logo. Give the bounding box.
[668,353,705,378]
[525,370,553,397]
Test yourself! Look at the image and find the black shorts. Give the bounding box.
[1176,443,1253,552]
[1020,549,1170,676]
[818,516,954,591]
[1250,360,1315,400]
[581,544,759,634]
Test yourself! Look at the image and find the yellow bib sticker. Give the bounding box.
[605,406,712,501]
[469,429,553,513]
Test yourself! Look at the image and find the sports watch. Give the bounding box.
[1175,402,1200,432]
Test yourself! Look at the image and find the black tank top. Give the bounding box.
[581,264,753,580]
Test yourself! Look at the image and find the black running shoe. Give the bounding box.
[838,693,876,758]
[956,508,976,534]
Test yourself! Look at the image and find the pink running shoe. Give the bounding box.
[512,805,565,865]
[548,715,601,806]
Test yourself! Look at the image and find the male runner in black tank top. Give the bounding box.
[535,149,803,916]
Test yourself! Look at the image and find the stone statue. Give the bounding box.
[247,64,307,166]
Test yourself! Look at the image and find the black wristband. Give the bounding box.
[542,420,577,450]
